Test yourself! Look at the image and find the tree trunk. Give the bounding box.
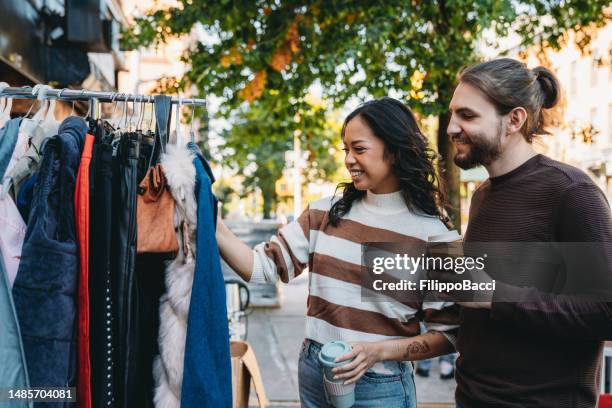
[261,182,276,219]
[437,112,461,232]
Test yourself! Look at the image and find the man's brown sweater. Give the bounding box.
[457,154,612,408]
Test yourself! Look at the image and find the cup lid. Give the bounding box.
[319,341,352,365]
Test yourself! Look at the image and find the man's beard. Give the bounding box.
[453,122,503,170]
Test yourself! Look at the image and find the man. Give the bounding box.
[445,58,612,408]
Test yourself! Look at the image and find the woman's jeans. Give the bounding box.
[298,339,417,408]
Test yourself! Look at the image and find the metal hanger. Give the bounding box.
[147,96,155,133]
[189,99,197,143]
[174,94,183,146]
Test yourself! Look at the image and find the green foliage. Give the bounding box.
[121,0,609,218]
[218,98,341,218]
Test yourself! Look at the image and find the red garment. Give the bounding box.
[75,134,94,408]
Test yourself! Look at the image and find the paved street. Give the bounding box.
[245,272,456,408]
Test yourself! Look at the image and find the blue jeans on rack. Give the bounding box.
[298,339,417,408]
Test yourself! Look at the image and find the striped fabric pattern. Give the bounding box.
[251,191,460,350]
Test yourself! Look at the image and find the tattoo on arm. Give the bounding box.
[401,330,439,360]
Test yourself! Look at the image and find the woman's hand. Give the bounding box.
[331,342,383,385]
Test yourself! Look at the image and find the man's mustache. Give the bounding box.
[450,133,471,144]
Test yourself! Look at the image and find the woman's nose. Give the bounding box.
[345,151,356,165]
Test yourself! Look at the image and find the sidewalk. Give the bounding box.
[246,272,456,407]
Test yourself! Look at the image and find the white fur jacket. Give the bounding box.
[153,144,198,408]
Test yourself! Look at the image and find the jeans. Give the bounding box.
[298,339,417,408]
[417,353,456,371]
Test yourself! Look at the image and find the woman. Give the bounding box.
[216,97,459,407]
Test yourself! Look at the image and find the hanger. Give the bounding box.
[39,86,60,137]
[109,92,118,118]
[115,93,128,133]
[146,96,155,135]
[135,96,144,132]
[189,99,196,143]
[129,98,138,132]
[137,95,146,132]
[57,88,74,117]
[81,90,92,119]
[16,85,47,139]
[30,85,49,123]
[147,95,166,169]
[0,85,47,200]
[174,94,183,146]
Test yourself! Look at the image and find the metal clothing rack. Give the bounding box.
[0,85,206,120]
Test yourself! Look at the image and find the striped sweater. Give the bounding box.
[251,191,459,359]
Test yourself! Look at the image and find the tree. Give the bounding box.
[219,97,341,218]
[122,0,610,228]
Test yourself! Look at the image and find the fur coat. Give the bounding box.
[153,144,197,408]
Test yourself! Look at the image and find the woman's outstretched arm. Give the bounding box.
[216,216,254,282]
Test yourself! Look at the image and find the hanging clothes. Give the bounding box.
[0,253,31,408]
[88,140,115,408]
[75,133,95,408]
[0,117,31,408]
[2,116,53,200]
[111,133,139,408]
[129,95,175,408]
[12,116,87,408]
[0,118,21,177]
[0,118,26,288]
[153,143,197,408]
[181,142,232,408]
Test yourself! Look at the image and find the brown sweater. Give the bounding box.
[457,154,612,408]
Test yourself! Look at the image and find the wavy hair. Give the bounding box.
[328,97,449,226]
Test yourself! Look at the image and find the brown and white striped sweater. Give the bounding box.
[250,191,459,366]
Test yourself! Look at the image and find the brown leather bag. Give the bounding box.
[136,164,178,254]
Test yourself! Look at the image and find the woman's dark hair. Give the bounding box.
[459,58,561,142]
[328,97,448,226]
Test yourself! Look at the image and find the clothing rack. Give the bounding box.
[0,86,206,105]
[0,86,206,120]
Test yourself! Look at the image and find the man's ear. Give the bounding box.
[506,107,528,135]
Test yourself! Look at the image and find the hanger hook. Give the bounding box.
[130,97,137,132]
[148,96,155,132]
[135,95,142,130]
[121,93,128,129]
[79,89,91,118]
[189,99,197,143]
[110,92,119,119]
[138,95,146,130]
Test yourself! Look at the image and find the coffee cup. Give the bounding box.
[318,341,356,408]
